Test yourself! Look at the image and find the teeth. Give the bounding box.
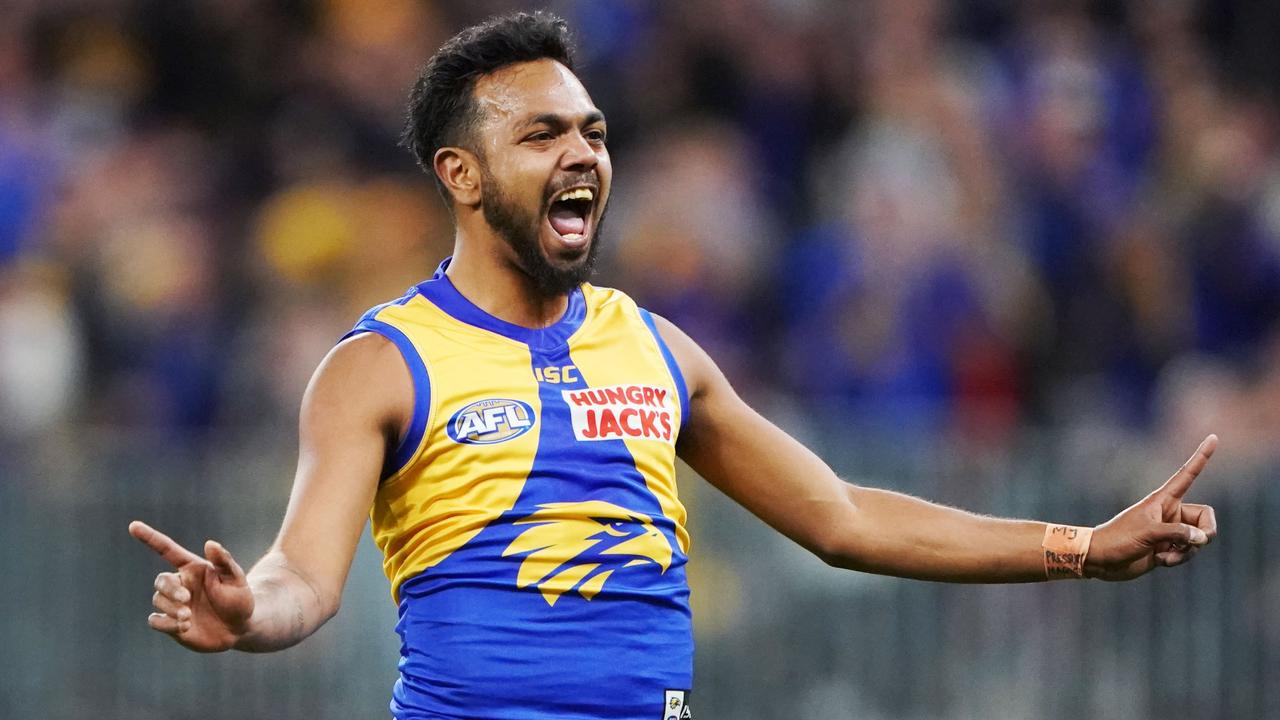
[555,187,594,203]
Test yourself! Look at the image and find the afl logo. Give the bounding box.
[447,398,536,445]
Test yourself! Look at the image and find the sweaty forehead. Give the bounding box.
[472,59,597,129]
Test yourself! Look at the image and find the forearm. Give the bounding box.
[234,550,337,652]
[824,485,1059,583]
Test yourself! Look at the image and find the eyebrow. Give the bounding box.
[519,110,607,132]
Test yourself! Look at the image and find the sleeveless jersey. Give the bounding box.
[344,259,694,720]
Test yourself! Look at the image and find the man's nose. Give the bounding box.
[560,132,599,171]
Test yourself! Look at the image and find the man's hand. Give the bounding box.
[129,520,254,652]
[1085,435,1219,581]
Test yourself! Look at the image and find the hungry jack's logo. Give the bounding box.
[563,384,674,443]
[501,500,674,606]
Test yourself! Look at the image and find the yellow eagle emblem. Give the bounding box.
[502,500,673,606]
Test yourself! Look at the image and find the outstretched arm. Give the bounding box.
[656,315,1217,582]
[130,332,411,651]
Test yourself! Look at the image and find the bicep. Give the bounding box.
[269,333,411,605]
[653,316,855,557]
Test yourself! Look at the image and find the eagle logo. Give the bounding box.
[502,500,674,606]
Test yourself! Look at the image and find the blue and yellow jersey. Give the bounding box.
[344,259,694,720]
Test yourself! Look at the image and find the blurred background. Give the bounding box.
[1,0,1278,717]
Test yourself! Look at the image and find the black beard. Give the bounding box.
[480,169,604,297]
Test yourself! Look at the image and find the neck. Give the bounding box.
[446,231,571,330]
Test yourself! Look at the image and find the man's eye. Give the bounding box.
[585,130,606,143]
[526,131,554,142]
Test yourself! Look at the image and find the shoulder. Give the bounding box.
[580,282,639,314]
[582,283,670,338]
[347,284,429,333]
[578,285,720,403]
[335,283,430,388]
[327,330,405,374]
[309,332,411,410]
[299,311,417,442]
[640,312,719,403]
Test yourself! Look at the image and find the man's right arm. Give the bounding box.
[131,331,412,652]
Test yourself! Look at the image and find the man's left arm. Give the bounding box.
[654,315,1217,582]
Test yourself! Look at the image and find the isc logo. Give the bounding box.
[447,398,536,445]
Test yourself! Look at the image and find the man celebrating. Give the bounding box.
[130,12,1218,720]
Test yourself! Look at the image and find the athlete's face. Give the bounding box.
[470,60,611,296]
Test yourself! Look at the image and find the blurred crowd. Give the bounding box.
[2,0,1279,466]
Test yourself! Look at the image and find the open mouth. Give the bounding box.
[546,186,595,246]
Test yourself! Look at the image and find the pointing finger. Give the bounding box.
[130,521,201,568]
[1156,435,1218,501]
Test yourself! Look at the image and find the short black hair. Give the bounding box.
[402,11,577,201]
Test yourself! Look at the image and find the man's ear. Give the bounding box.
[434,147,482,207]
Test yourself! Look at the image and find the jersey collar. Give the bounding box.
[416,257,586,350]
